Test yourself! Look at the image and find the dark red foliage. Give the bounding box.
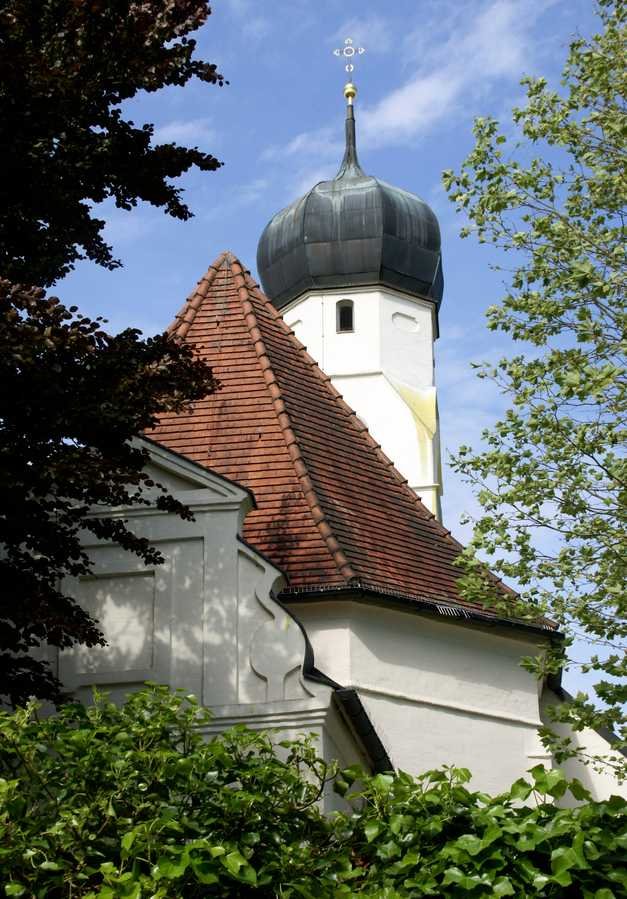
[0,280,219,704]
[0,0,225,286]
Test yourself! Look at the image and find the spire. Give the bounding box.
[332,37,366,179]
[335,82,365,179]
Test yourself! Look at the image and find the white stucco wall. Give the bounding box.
[46,443,625,805]
[282,286,442,518]
[288,599,555,794]
[52,442,367,807]
[288,598,626,800]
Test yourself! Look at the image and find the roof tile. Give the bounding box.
[150,252,530,621]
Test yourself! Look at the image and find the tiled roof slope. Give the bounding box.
[150,252,525,621]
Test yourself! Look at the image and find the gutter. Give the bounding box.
[281,583,562,642]
[333,687,393,773]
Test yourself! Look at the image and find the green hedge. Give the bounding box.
[1,686,625,897]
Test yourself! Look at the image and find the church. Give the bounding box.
[56,76,623,806]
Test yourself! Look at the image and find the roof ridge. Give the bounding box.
[239,269,466,555]
[168,251,230,339]
[228,255,357,584]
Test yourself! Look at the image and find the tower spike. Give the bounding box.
[332,37,366,179]
[335,95,364,179]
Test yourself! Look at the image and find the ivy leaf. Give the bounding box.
[493,877,515,896]
[364,821,381,843]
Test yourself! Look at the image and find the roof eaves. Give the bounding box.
[546,680,627,758]
[263,588,392,773]
[139,433,258,512]
[333,688,394,773]
[281,582,560,639]
[242,272,518,602]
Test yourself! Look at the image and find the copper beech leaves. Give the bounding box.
[0,1,223,703]
[443,0,626,773]
[0,685,626,897]
[0,0,225,286]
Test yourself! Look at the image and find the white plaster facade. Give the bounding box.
[54,441,625,805]
[288,599,549,795]
[282,286,443,519]
[52,441,369,810]
[288,599,626,801]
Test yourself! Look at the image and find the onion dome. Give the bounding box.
[257,83,444,310]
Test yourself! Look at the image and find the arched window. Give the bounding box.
[336,299,354,333]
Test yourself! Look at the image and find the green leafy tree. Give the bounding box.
[0,2,224,703]
[0,0,225,286]
[443,0,626,771]
[1,686,626,897]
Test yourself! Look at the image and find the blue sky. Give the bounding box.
[58,0,601,690]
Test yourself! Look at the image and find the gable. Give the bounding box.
[137,437,253,508]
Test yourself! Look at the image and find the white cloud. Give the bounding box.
[153,117,216,147]
[262,127,341,164]
[360,70,461,146]
[330,14,393,56]
[236,178,271,204]
[360,0,551,148]
[242,16,271,41]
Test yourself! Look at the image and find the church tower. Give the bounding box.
[257,77,445,519]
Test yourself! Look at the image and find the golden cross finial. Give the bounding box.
[333,37,365,105]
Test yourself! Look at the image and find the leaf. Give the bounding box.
[377,840,401,861]
[372,773,394,794]
[364,821,381,842]
[121,831,136,853]
[551,846,576,874]
[223,850,248,875]
[510,778,532,801]
[334,777,349,797]
[531,766,568,798]
[191,860,219,885]
[569,779,592,802]
[239,863,258,885]
[455,833,484,856]
[552,868,573,888]
[154,852,190,880]
[442,866,465,885]
[5,886,27,897]
[442,867,486,889]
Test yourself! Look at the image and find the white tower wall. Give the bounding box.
[283,286,443,519]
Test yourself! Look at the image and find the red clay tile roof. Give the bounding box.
[150,252,541,624]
